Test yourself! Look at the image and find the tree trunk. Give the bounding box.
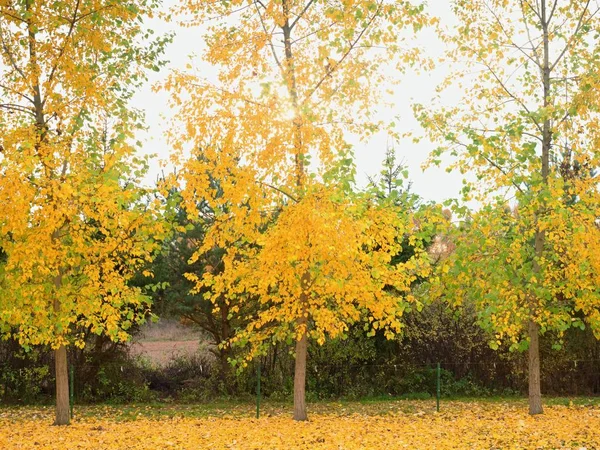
[54,345,70,425]
[528,320,543,415]
[281,0,309,421]
[293,323,308,421]
[526,0,550,416]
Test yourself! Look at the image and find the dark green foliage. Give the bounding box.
[0,338,51,404]
[69,334,155,404]
[4,302,600,404]
[0,333,153,405]
[139,353,217,402]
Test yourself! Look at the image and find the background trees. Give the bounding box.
[417,0,600,414]
[0,0,169,424]
[145,182,256,389]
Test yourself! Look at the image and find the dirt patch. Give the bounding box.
[129,340,200,366]
[135,319,199,342]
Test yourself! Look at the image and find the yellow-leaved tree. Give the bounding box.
[417,0,600,414]
[166,0,438,420]
[0,0,169,425]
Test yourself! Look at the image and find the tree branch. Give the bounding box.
[519,0,543,67]
[254,0,283,71]
[0,103,34,115]
[486,2,541,69]
[0,22,27,81]
[290,0,316,30]
[522,0,542,22]
[258,181,299,203]
[47,0,82,87]
[547,0,559,25]
[302,0,382,105]
[479,58,543,134]
[0,83,33,103]
[550,1,595,72]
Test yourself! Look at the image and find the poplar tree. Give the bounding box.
[0,0,168,425]
[167,0,435,420]
[418,0,600,414]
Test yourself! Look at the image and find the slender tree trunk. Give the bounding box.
[281,0,310,421]
[293,316,308,421]
[26,0,71,425]
[219,348,236,395]
[52,265,69,426]
[526,0,550,416]
[52,256,68,424]
[54,345,70,425]
[528,320,543,414]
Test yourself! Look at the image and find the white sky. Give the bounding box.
[132,0,464,204]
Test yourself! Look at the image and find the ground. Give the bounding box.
[129,319,210,366]
[1,399,600,449]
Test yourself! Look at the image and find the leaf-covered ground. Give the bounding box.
[2,399,600,449]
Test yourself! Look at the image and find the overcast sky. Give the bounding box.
[132,1,463,204]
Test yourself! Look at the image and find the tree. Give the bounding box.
[368,144,418,206]
[167,0,434,420]
[0,0,168,425]
[417,0,600,414]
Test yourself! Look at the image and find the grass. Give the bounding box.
[4,395,600,422]
[69,398,430,421]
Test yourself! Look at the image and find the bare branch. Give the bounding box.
[479,58,543,133]
[550,1,595,72]
[519,0,543,67]
[204,3,252,22]
[0,8,27,24]
[258,181,299,203]
[0,83,33,103]
[191,82,269,109]
[453,138,526,195]
[303,0,382,105]
[523,0,542,21]
[292,21,339,45]
[0,103,34,115]
[547,0,559,25]
[464,125,543,143]
[486,3,541,69]
[481,154,525,195]
[47,0,82,87]
[290,0,316,30]
[0,22,27,81]
[254,1,283,71]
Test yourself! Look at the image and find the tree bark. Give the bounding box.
[526,0,550,416]
[528,320,543,415]
[52,252,68,424]
[281,0,310,421]
[54,345,70,425]
[293,316,308,421]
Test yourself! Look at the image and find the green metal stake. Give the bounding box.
[69,363,74,419]
[256,362,261,419]
[436,362,441,412]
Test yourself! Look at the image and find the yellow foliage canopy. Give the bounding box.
[0,0,168,348]
[419,0,600,347]
[167,1,438,362]
[182,156,437,358]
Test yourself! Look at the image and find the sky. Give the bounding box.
[132,0,464,204]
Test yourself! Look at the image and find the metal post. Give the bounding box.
[436,362,441,412]
[69,363,74,418]
[256,362,261,419]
